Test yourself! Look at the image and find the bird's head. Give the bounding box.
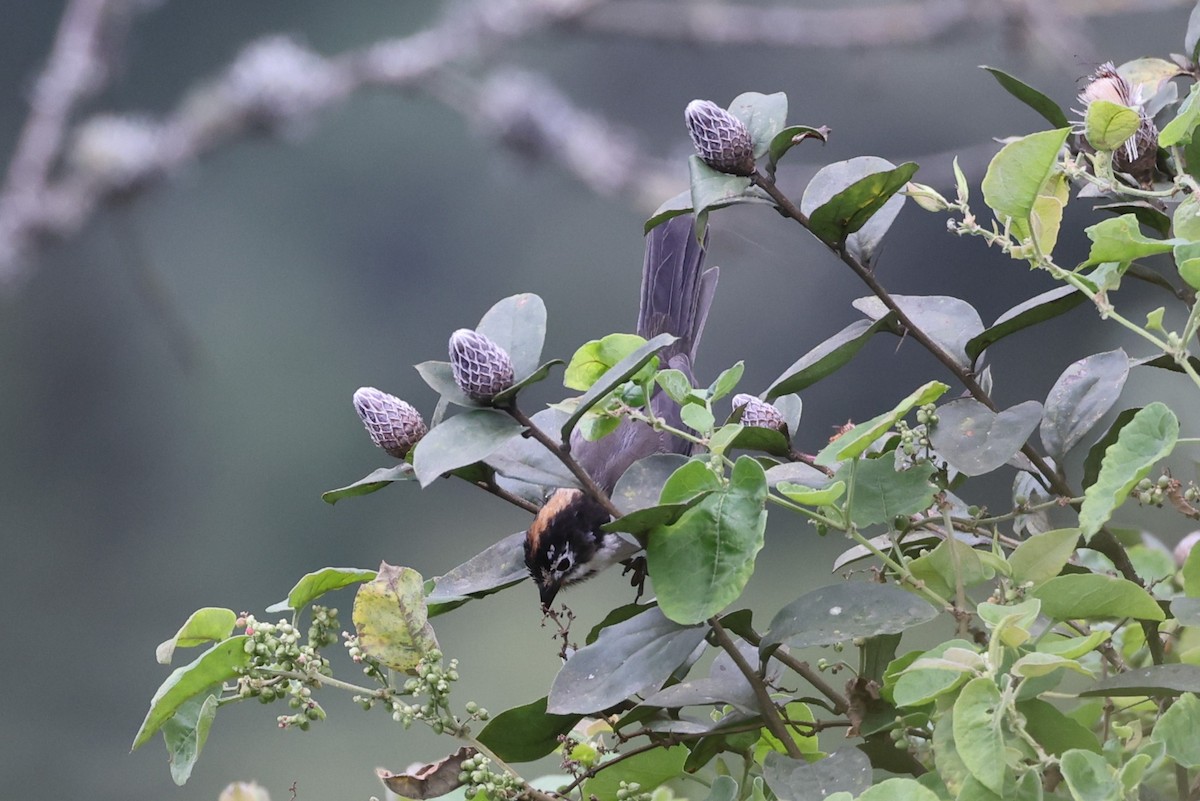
[524,488,612,607]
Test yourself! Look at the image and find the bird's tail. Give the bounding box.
[637,215,719,375]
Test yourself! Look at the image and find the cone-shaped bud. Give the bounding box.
[732,393,786,432]
[353,387,427,459]
[685,100,755,176]
[449,329,515,401]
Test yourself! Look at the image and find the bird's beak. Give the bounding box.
[539,581,561,608]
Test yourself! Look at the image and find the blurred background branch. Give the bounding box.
[0,0,1191,286]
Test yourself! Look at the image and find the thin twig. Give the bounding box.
[505,404,621,518]
[708,616,804,760]
[473,478,541,514]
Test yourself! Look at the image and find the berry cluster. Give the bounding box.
[616,780,654,801]
[897,404,939,458]
[235,609,337,730]
[456,753,524,801]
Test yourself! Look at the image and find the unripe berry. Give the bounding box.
[449,329,515,402]
[685,100,755,176]
[353,387,427,459]
[731,394,787,432]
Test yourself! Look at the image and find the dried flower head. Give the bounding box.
[353,387,427,459]
[685,100,755,176]
[732,393,787,432]
[449,329,515,402]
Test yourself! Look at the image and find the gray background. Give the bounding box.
[1,2,1194,800]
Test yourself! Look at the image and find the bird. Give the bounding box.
[523,214,718,607]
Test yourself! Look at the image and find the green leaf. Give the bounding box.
[648,457,768,624]
[486,407,578,488]
[766,314,898,398]
[562,333,676,443]
[1060,749,1121,801]
[801,157,912,264]
[491,359,563,405]
[953,678,1006,796]
[1080,664,1200,697]
[777,480,844,507]
[132,636,251,750]
[852,295,983,371]
[155,608,238,665]
[1008,528,1079,588]
[1082,407,1141,491]
[1095,200,1173,237]
[412,409,523,487]
[415,359,479,408]
[656,369,692,405]
[1084,100,1140,152]
[585,743,691,801]
[680,403,715,435]
[610,454,691,515]
[266,567,376,614]
[767,125,830,174]
[1085,214,1179,265]
[760,582,938,653]
[1151,692,1200,768]
[689,156,754,222]
[837,457,936,527]
[694,775,738,801]
[645,190,693,235]
[1078,402,1178,537]
[1011,651,1091,678]
[161,692,218,785]
[806,161,919,247]
[857,778,942,801]
[475,697,581,763]
[980,66,1070,128]
[476,293,547,380]
[1032,574,1165,621]
[353,563,439,671]
[728,91,788,159]
[708,361,744,401]
[1184,541,1200,597]
[1040,350,1129,459]
[426,531,528,612]
[1015,698,1101,757]
[604,492,713,537]
[815,381,950,465]
[891,640,979,707]
[659,460,723,504]
[547,606,707,714]
[724,424,789,457]
[762,749,873,801]
[565,334,649,391]
[1161,82,1200,147]
[965,285,1086,364]
[323,463,415,504]
[1038,630,1111,659]
[928,399,1042,476]
[981,128,1070,227]
[908,537,991,600]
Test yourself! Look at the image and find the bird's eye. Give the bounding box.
[556,557,572,572]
